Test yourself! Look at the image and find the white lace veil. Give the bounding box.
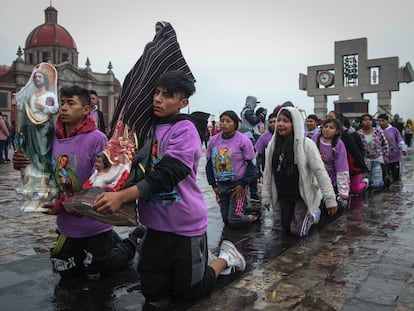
[16,62,58,106]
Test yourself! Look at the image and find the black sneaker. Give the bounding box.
[128,224,147,244]
[244,206,263,218]
[384,175,393,187]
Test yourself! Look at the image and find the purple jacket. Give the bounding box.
[312,133,349,190]
[382,125,407,163]
[357,127,389,162]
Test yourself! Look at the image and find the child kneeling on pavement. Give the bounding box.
[92,71,246,307]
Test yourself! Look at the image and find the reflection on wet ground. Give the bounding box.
[0,149,414,310]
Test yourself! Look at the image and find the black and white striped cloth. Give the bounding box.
[109,22,195,147]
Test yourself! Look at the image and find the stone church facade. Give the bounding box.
[0,5,121,132]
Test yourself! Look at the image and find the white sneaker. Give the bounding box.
[362,178,369,190]
[311,210,320,224]
[218,240,246,273]
[336,195,349,209]
[208,249,233,275]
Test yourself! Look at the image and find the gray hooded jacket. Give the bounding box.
[238,96,262,136]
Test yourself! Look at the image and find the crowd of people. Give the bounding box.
[9,21,249,309]
[205,99,411,238]
[3,20,413,310]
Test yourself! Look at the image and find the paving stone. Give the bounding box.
[355,276,403,305]
[1,150,414,310]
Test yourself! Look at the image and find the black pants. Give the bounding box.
[404,133,412,147]
[138,229,216,303]
[50,230,136,279]
[384,161,400,182]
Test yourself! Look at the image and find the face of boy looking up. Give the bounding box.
[152,86,188,119]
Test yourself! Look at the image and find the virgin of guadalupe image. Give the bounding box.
[15,62,59,212]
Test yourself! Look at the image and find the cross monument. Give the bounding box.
[299,38,414,119]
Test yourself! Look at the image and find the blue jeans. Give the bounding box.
[217,181,251,228]
[369,160,384,187]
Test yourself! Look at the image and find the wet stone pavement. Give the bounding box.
[0,147,414,310]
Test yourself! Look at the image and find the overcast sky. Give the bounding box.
[1,0,414,120]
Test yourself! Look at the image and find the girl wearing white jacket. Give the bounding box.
[261,107,338,237]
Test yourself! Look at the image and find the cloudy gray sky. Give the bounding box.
[1,0,414,120]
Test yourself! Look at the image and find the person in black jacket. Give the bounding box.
[391,113,404,135]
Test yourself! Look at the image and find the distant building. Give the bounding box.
[0,5,121,132]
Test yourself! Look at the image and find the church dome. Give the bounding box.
[25,6,77,49]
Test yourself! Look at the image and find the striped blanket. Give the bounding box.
[109,22,195,147]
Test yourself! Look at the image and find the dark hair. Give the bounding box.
[282,101,294,107]
[327,110,340,119]
[341,115,351,128]
[60,86,91,106]
[33,71,50,90]
[89,89,98,96]
[272,109,295,176]
[154,70,195,99]
[317,118,341,158]
[277,109,293,123]
[378,113,389,121]
[360,113,373,121]
[307,114,318,122]
[268,112,277,120]
[220,110,239,130]
[97,152,111,169]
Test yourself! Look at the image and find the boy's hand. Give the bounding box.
[92,191,122,214]
[13,151,30,170]
[42,202,67,215]
[213,186,220,203]
[42,203,60,215]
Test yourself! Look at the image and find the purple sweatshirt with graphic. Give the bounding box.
[138,120,208,237]
[206,131,256,182]
[53,130,110,238]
